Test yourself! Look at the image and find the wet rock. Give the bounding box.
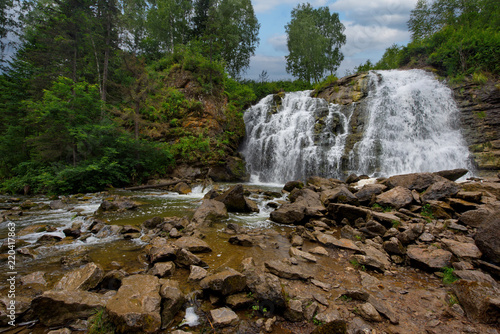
[315,232,362,252]
[225,293,254,309]
[121,225,141,234]
[284,181,304,192]
[37,234,63,244]
[382,172,448,192]
[32,290,110,326]
[215,184,254,213]
[441,238,482,259]
[21,271,46,286]
[174,182,192,194]
[289,188,326,215]
[143,216,164,229]
[96,225,123,238]
[98,270,126,290]
[174,236,212,253]
[474,213,500,264]
[150,261,175,278]
[270,202,306,224]
[459,208,491,227]
[290,234,304,247]
[160,279,185,328]
[200,268,246,295]
[54,262,104,291]
[358,302,383,322]
[327,203,370,222]
[210,307,238,327]
[63,227,81,238]
[147,243,178,264]
[229,234,254,247]
[98,198,138,212]
[434,169,469,181]
[245,198,260,213]
[376,186,413,209]
[175,248,208,268]
[422,180,460,202]
[47,329,71,334]
[289,247,317,262]
[192,199,228,225]
[355,184,387,204]
[264,260,313,280]
[452,279,500,323]
[321,186,359,206]
[407,245,452,271]
[106,274,162,333]
[50,200,66,210]
[188,265,208,281]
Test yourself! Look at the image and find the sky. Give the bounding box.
[245,0,419,80]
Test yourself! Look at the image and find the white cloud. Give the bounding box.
[252,0,329,14]
[245,54,293,81]
[267,34,288,53]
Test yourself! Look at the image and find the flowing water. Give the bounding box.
[241,69,473,183]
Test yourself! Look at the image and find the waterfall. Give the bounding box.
[241,69,472,183]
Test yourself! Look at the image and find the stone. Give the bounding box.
[289,247,317,262]
[174,236,212,253]
[362,219,387,237]
[147,243,178,264]
[264,260,313,280]
[289,188,326,215]
[342,289,369,301]
[63,228,81,238]
[200,268,246,295]
[347,317,372,334]
[50,200,66,210]
[188,265,208,281]
[448,198,479,213]
[174,182,192,194]
[270,202,306,225]
[407,245,452,271]
[454,270,498,285]
[159,279,185,328]
[358,302,383,322]
[353,245,391,272]
[311,279,332,291]
[210,307,238,327]
[284,181,304,192]
[375,186,413,209]
[175,248,208,268]
[242,259,286,311]
[456,191,483,203]
[192,199,228,225]
[53,262,103,291]
[383,237,405,255]
[150,261,175,278]
[474,213,500,264]
[98,270,126,290]
[225,293,254,309]
[309,246,329,256]
[355,184,387,204]
[441,239,482,259]
[314,308,342,324]
[321,186,359,206]
[433,169,469,181]
[367,295,399,324]
[327,203,370,222]
[290,234,304,247]
[143,216,164,229]
[215,184,252,213]
[382,172,449,192]
[422,180,460,202]
[229,235,254,247]
[315,232,362,252]
[21,271,47,285]
[459,209,491,227]
[106,274,162,333]
[284,299,303,322]
[32,290,109,326]
[47,329,71,334]
[304,301,319,321]
[452,280,500,324]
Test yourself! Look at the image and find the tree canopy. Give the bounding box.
[285,3,345,83]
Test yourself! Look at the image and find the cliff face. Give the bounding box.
[313,71,500,176]
[452,80,500,176]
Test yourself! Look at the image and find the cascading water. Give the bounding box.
[349,70,472,177]
[241,69,473,183]
[241,91,353,183]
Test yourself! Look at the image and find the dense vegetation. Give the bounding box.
[349,0,499,81]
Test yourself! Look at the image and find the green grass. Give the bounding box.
[442,267,459,285]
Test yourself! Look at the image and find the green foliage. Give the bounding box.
[285,3,346,83]
[313,75,338,93]
[242,79,313,102]
[442,267,459,285]
[88,308,115,334]
[421,204,434,219]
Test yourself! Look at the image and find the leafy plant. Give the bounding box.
[88,308,115,334]
[442,267,459,285]
[421,204,434,219]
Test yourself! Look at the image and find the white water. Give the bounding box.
[241,91,353,183]
[242,69,472,183]
[349,69,472,177]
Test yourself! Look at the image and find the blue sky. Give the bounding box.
[245,0,419,80]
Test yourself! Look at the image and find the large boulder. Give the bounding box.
[321,186,359,206]
[53,262,103,291]
[382,172,448,192]
[441,239,482,259]
[106,274,162,333]
[475,213,500,264]
[459,208,492,227]
[433,169,469,181]
[407,245,452,271]
[174,236,212,253]
[375,186,413,209]
[354,184,387,204]
[192,199,228,225]
[315,232,362,252]
[215,184,251,213]
[452,280,500,323]
[422,180,460,202]
[269,202,306,225]
[199,268,246,295]
[31,290,110,326]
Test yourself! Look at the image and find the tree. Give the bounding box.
[285,3,345,83]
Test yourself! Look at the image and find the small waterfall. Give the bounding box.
[241,91,353,183]
[349,70,472,177]
[241,69,472,183]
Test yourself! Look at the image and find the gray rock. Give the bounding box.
[454,270,498,286]
[200,268,246,295]
[175,248,208,268]
[192,199,228,225]
[459,208,491,227]
[358,302,382,322]
[422,180,460,202]
[475,213,500,264]
[188,265,208,281]
[383,237,405,255]
[321,186,359,206]
[367,295,399,324]
[174,236,212,253]
[225,293,254,309]
[315,232,362,252]
[147,243,178,264]
[229,234,254,247]
[284,299,303,322]
[159,279,185,328]
[407,245,452,271]
[441,238,482,259]
[289,247,317,262]
[53,262,103,291]
[215,184,250,212]
[452,279,500,324]
[382,172,449,192]
[210,307,238,327]
[264,260,313,280]
[21,271,46,285]
[375,186,413,209]
[106,274,162,333]
[150,261,175,278]
[355,184,387,204]
[347,317,373,334]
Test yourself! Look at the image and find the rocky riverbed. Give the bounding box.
[1,171,500,334]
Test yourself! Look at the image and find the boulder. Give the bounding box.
[53,262,103,291]
[188,265,208,281]
[474,213,500,264]
[383,237,405,255]
[375,186,413,209]
[284,299,304,322]
[353,244,391,271]
[215,184,252,213]
[143,216,164,229]
[150,262,176,278]
[174,236,212,253]
[159,279,185,328]
[452,280,500,323]
[199,268,246,295]
[433,169,469,181]
[407,245,452,271]
[210,307,238,327]
[354,184,387,204]
[225,293,254,309]
[361,220,387,237]
[264,260,313,280]
[21,271,47,286]
[175,248,208,268]
[382,172,449,191]
[327,203,370,222]
[269,202,306,224]
[459,209,491,227]
[31,290,110,326]
[229,235,254,247]
[289,247,317,262]
[441,239,482,259]
[358,302,382,322]
[422,180,460,202]
[147,243,178,264]
[174,182,192,195]
[366,295,399,324]
[284,181,304,192]
[454,270,498,285]
[315,232,362,252]
[106,274,162,333]
[321,186,359,206]
[448,198,479,213]
[192,199,228,225]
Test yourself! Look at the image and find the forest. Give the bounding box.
[0,0,498,195]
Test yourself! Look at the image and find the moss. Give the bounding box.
[311,320,347,334]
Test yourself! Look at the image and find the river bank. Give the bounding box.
[1,170,499,333]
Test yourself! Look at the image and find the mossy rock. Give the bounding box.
[311,320,347,334]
